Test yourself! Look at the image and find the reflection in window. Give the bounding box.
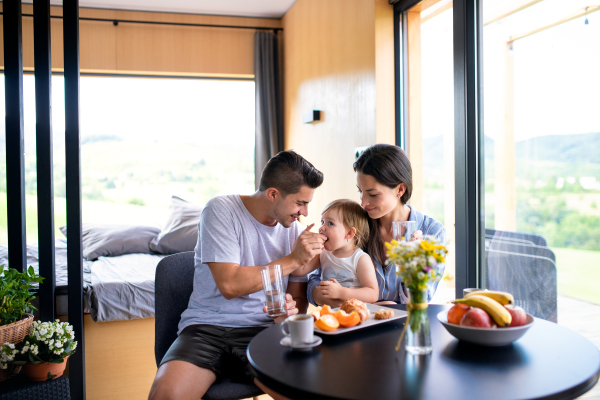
[0,75,256,245]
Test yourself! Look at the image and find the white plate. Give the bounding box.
[280,335,323,350]
[314,303,407,335]
[437,310,535,346]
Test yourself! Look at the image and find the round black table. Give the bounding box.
[248,304,600,400]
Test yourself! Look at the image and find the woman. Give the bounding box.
[307,144,446,306]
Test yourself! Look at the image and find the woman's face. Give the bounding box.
[356,172,404,220]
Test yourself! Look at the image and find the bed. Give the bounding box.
[0,196,203,400]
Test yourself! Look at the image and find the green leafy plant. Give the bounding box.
[0,265,44,326]
[1,320,77,369]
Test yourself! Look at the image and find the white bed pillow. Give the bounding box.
[60,224,161,261]
[149,196,203,254]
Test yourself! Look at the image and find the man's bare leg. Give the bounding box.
[254,378,293,400]
[148,360,217,400]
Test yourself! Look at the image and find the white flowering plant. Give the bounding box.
[0,320,77,369]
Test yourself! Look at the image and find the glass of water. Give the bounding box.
[260,264,286,318]
[392,221,417,241]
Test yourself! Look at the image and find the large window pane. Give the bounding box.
[405,0,455,303]
[0,75,255,245]
[483,0,600,383]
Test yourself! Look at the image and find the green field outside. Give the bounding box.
[553,247,600,305]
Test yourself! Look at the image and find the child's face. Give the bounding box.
[319,209,350,251]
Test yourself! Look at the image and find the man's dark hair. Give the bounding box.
[258,150,324,196]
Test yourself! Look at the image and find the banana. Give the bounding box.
[464,290,514,305]
[455,295,512,327]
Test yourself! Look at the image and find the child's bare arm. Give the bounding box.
[320,254,379,303]
[291,254,320,277]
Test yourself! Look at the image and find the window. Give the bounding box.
[0,75,256,244]
[400,0,456,303]
[482,0,600,332]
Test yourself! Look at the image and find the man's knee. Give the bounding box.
[148,361,216,400]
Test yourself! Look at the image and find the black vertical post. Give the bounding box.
[34,0,56,322]
[63,0,86,398]
[3,0,27,273]
[454,0,483,297]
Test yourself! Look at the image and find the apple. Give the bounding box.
[505,305,527,327]
[460,307,494,328]
[447,304,471,325]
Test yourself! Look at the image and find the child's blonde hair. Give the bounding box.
[322,199,370,249]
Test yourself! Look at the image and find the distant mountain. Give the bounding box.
[422,132,600,171]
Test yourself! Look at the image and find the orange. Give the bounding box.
[448,304,471,325]
[321,305,334,316]
[333,310,360,327]
[314,314,340,331]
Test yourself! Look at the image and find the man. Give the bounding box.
[149,150,326,400]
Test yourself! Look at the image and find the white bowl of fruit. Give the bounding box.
[437,291,534,346]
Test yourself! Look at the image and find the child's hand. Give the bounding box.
[319,278,343,299]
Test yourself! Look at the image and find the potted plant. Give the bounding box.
[1,319,77,382]
[0,265,44,381]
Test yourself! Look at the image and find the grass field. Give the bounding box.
[553,247,600,305]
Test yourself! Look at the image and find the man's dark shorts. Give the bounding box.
[160,324,266,383]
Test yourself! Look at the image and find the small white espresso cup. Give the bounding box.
[282,314,314,347]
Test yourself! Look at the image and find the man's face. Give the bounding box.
[273,186,315,228]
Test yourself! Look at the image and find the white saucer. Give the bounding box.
[280,335,322,350]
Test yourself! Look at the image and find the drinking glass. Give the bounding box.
[260,264,286,318]
[393,221,417,241]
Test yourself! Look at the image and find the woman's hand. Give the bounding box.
[262,293,298,324]
[409,230,423,241]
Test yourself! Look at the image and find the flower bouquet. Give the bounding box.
[385,235,447,355]
[1,320,77,381]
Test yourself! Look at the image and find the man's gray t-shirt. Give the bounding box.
[178,195,307,333]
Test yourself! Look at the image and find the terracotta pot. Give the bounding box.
[23,356,69,382]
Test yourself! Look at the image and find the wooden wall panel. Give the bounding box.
[282,0,377,227]
[375,0,396,145]
[0,4,281,77]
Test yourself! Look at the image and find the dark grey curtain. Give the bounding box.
[254,31,283,189]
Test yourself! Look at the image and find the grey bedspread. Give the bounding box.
[0,240,165,322]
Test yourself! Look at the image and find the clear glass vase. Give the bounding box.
[405,288,432,355]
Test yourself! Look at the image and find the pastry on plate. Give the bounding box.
[340,298,369,323]
[373,309,394,320]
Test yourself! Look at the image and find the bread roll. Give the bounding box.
[341,298,369,323]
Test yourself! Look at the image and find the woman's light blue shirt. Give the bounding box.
[306,205,447,305]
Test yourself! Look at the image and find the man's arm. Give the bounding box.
[208,225,326,300]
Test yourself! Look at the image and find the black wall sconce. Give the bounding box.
[302,110,321,124]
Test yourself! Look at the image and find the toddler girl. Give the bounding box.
[292,199,378,303]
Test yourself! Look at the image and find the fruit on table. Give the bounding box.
[315,314,340,331]
[464,290,514,305]
[460,307,494,328]
[505,305,527,327]
[321,305,334,316]
[447,304,471,325]
[455,295,512,327]
[311,307,322,322]
[333,310,360,327]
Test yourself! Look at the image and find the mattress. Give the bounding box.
[0,239,166,322]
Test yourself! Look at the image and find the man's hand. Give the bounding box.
[290,224,327,266]
[319,278,344,299]
[262,293,298,324]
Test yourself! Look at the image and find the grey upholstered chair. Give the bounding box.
[155,251,263,400]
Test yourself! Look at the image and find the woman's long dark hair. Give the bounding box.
[353,144,413,268]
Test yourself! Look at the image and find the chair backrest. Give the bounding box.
[485,244,557,322]
[485,228,548,247]
[154,251,196,367]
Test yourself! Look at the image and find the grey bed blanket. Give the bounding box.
[0,240,165,322]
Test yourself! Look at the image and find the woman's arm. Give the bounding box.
[291,255,320,277]
[319,255,378,303]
